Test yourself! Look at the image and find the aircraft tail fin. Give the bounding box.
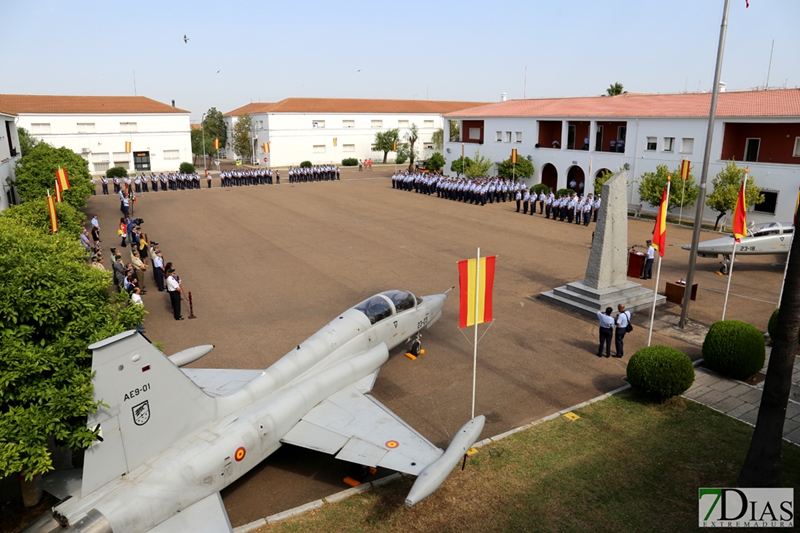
[82,331,216,496]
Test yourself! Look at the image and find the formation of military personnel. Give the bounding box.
[102,173,205,194]
[288,165,340,183]
[390,171,601,225]
[219,169,278,187]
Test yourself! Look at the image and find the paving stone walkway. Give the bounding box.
[683,351,800,444]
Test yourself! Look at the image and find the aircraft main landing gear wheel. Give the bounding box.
[410,340,421,357]
[720,263,729,275]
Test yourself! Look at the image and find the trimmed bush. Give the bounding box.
[299,160,313,168]
[395,152,408,165]
[179,162,195,174]
[702,320,765,380]
[530,183,549,195]
[627,345,695,400]
[768,308,779,339]
[556,188,575,197]
[106,166,128,179]
[341,158,358,167]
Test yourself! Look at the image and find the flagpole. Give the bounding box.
[778,237,793,308]
[647,178,670,346]
[678,178,686,226]
[722,175,747,320]
[471,247,480,420]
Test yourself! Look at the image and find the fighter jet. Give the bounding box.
[24,289,484,533]
[682,221,793,274]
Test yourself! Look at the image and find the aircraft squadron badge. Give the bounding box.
[132,400,151,426]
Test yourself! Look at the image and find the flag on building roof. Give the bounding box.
[264,142,270,153]
[458,255,496,328]
[54,180,63,203]
[214,138,220,150]
[125,141,132,153]
[680,159,691,181]
[732,173,748,242]
[652,176,671,257]
[47,191,58,233]
[55,167,70,190]
[333,138,337,147]
[511,148,518,164]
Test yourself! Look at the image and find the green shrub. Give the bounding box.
[627,345,695,400]
[556,188,575,197]
[106,166,128,179]
[341,158,358,167]
[531,183,549,195]
[179,162,195,174]
[702,320,765,379]
[395,152,408,165]
[299,160,313,168]
[427,152,446,172]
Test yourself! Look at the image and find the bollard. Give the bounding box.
[188,291,197,319]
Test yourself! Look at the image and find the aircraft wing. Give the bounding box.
[181,368,264,396]
[149,492,232,533]
[281,383,443,476]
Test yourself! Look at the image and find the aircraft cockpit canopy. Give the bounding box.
[353,291,418,324]
[750,221,790,237]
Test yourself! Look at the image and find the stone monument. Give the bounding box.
[540,170,665,316]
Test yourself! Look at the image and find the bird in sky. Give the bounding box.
[216,70,220,74]
[183,35,189,43]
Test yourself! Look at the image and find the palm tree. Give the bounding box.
[606,82,624,96]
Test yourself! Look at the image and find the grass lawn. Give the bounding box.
[257,391,800,533]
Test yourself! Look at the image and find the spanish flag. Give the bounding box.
[54,180,63,203]
[458,255,496,328]
[55,167,70,190]
[47,191,58,233]
[680,159,691,181]
[333,138,337,147]
[214,138,220,150]
[651,176,671,257]
[125,141,132,153]
[392,140,397,152]
[732,173,748,242]
[511,148,518,164]
[264,142,270,153]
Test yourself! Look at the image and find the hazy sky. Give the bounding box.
[3,0,798,121]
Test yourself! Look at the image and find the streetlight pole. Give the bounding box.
[201,112,207,171]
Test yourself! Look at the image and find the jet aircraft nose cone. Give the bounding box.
[424,293,447,313]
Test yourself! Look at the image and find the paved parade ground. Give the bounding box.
[87,167,787,527]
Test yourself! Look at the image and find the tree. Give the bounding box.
[202,108,228,149]
[16,127,40,156]
[638,164,700,211]
[431,128,444,151]
[450,156,473,177]
[0,217,145,480]
[371,128,400,164]
[594,169,615,196]
[405,124,420,172]
[465,150,493,178]
[0,198,85,237]
[449,121,460,142]
[106,166,128,179]
[232,114,253,162]
[497,156,534,180]
[606,82,624,96]
[738,201,800,487]
[705,160,764,230]
[14,143,94,210]
[190,129,215,163]
[427,152,446,172]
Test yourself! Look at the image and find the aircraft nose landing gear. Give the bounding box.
[406,334,425,360]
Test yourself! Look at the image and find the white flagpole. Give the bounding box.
[722,175,747,320]
[678,178,686,226]
[647,179,670,346]
[778,234,793,308]
[471,247,480,420]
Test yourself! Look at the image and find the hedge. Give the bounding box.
[342,158,358,166]
[702,320,765,380]
[179,162,195,174]
[627,345,695,400]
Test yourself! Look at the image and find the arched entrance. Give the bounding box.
[541,163,558,192]
[592,168,612,195]
[567,165,586,195]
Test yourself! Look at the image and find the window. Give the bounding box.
[77,123,95,134]
[663,137,675,152]
[505,131,512,143]
[120,122,137,132]
[681,137,694,154]
[468,128,481,140]
[343,144,355,152]
[424,143,434,150]
[31,123,51,134]
[745,138,760,162]
[343,120,355,128]
[424,120,434,128]
[567,125,576,149]
[371,120,382,128]
[312,120,325,128]
[646,137,657,151]
[134,151,150,171]
[515,131,522,143]
[163,149,180,160]
[496,131,502,142]
[113,152,130,170]
[398,120,409,128]
[92,152,109,172]
[754,189,778,215]
[313,144,326,153]
[794,137,800,157]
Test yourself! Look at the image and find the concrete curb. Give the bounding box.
[232,381,633,531]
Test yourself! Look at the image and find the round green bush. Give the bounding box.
[555,188,575,197]
[702,320,765,380]
[299,160,312,168]
[179,162,195,174]
[530,183,549,195]
[106,166,128,179]
[627,345,695,400]
[341,158,358,167]
[395,152,408,165]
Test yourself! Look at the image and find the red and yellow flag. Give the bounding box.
[125,141,132,153]
[680,159,690,181]
[458,255,496,328]
[652,176,671,257]
[511,148,518,164]
[54,180,63,203]
[333,138,337,147]
[55,167,70,190]
[392,140,397,152]
[214,138,220,150]
[47,192,58,233]
[264,142,270,153]
[732,174,748,242]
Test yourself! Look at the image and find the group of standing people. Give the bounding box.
[596,304,631,358]
[220,168,278,187]
[288,165,340,183]
[101,173,209,195]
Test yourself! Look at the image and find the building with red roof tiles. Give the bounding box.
[443,89,800,223]
[0,110,22,211]
[222,98,486,167]
[0,95,191,175]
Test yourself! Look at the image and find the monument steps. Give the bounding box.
[539,282,666,317]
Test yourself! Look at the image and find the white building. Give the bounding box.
[443,89,800,224]
[222,98,485,167]
[0,109,22,211]
[0,95,192,175]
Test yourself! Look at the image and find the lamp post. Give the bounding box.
[201,112,207,171]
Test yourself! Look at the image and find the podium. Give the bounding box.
[627,251,646,278]
[665,281,698,305]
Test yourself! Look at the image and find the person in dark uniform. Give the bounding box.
[166,269,186,320]
[615,304,630,358]
[101,177,109,195]
[596,307,615,358]
[642,240,655,279]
